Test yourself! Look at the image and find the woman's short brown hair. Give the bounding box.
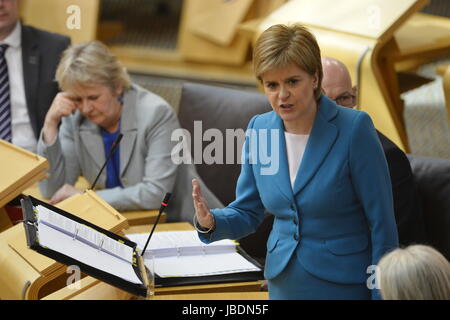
[55,41,131,93]
[253,23,323,101]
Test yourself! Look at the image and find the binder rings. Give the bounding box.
[154,247,264,288]
[20,195,150,298]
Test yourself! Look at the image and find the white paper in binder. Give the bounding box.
[127,231,261,278]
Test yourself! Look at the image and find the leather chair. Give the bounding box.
[407,155,450,260]
[178,82,272,207]
[177,82,272,260]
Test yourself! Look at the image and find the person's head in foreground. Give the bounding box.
[378,245,450,300]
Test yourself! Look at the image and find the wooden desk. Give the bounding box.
[395,13,450,69]
[0,191,129,300]
[0,141,48,207]
[0,141,49,232]
[121,210,163,226]
[22,180,165,226]
[152,292,268,300]
[43,276,267,300]
[42,222,263,300]
[0,208,13,232]
[42,277,132,300]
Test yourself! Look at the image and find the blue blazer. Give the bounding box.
[200,95,398,295]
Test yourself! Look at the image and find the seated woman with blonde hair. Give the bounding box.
[378,245,450,300]
[38,40,222,222]
[38,41,179,212]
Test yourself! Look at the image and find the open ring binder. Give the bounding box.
[20,195,150,298]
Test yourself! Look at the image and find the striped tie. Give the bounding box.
[0,44,11,142]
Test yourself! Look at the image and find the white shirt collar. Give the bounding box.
[1,21,21,49]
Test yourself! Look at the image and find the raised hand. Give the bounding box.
[192,178,215,230]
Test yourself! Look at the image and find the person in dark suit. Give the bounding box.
[321,56,427,246]
[192,24,398,300]
[0,0,70,153]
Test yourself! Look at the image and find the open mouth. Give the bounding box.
[280,104,293,110]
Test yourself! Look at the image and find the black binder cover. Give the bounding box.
[20,195,148,298]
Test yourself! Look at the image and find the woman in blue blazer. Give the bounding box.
[192,24,398,299]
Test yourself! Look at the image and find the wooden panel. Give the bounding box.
[0,172,48,209]
[361,47,408,149]
[20,0,100,43]
[301,27,407,149]
[23,178,163,226]
[259,0,427,43]
[155,281,262,296]
[246,0,287,20]
[121,210,164,226]
[42,277,132,300]
[126,222,193,234]
[395,13,450,60]
[153,291,268,300]
[189,0,254,46]
[0,225,41,300]
[444,65,450,124]
[0,208,13,233]
[178,0,251,66]
[0,141,48,208]
[43,277,266,300]
[7,224,59,276]
[306,27,374,86]
[55,190,128,234]
[115,51,256,86]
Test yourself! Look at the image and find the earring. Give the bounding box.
[117,96,124,103]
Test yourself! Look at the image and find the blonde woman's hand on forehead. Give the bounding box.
[42,92,77,145]
[48,92,78,122]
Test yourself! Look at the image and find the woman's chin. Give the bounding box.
[277,109,297,121]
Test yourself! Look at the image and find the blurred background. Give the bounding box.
[19,0,450,158]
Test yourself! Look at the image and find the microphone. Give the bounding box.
[90,133,123,190]
[141,192,172,256]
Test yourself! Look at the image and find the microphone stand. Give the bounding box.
[141,193,171,256]
[90,133,123,190]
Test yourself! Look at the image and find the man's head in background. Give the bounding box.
[0,0,19,40]
[321,56,356,108]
